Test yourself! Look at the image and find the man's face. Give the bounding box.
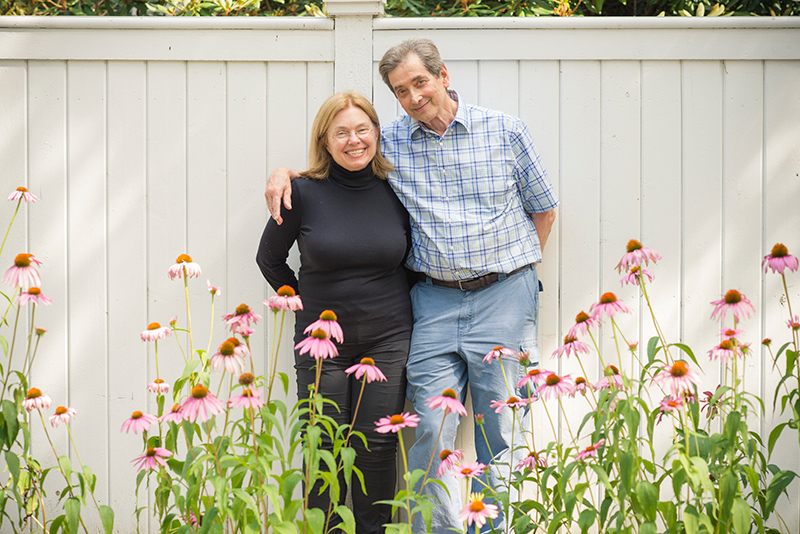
[387,52,450,127]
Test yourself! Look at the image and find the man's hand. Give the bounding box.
[530,209,556,254]
[265,167,300,225]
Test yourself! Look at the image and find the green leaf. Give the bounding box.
[647,336,660,364]
[684,504,699,534]
[2,400,19,447]
[65,497,80,534]
[5,450,20,487]
[764,470,798,519]
[0,335,8,357]
[635,480,658,522]
[619,451,635,499]
[340,446,356,488]
[731,497,751,534]
[198,507,219,534]
[232,488,258,515]
[577,509,596,533]
[334,505,356,534]
[99,505,115,534]
[720,471,737,513]
[304,507,325,534]
[640,520,657,534]
[767,422,789,458]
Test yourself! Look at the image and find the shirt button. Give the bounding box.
[445,197,449,201]
[450,246,454,251]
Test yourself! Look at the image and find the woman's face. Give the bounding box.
[326,105,377,172]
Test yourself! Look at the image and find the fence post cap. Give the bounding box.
[325,0,385,16]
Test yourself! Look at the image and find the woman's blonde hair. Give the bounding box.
[305,92,394,180]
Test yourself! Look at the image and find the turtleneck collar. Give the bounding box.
[327,160,380,191]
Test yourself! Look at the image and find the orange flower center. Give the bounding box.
[311,329,328,340]
[154,379,165,385]
[770,243,788,258]
[442,388,457,399]
[440,449,452,461]
[668,400,679,408]
[575,311,590,324]
[16,186,28,192]
[389,414,405,425]
[527,369,541,377]
[720,340,734,350]
[575,377,586,385]
[239,373,255,386]
[599,292,617,304]
[14,253,33,267]
[226,337,241,347]
[55,406,67,415]
[671,361,689,377]
[545,375,560,386]
[320,310,338,321]
[276,285,296,297]
[461,467,473,475]
[235,303,251,316]
[170,404,181,413]
[191,385,209,399]
[132,411,143,419]
[470,501,485,512]
[630,266,640,274]
[242,389,254,398]
[724,329,736,337]
[219,341,235,356]
[360,357,375,366]
[146,447,157,457]
[604,365,619,376]
[28,287,41,295]
[26,388,41,399]
[492,346,504,352]
[626,239,643,253]
[563,335,577,344]
[148,322,162,330]
[175,254,193,263]
[506,396,520,404]
[724,290,742,305]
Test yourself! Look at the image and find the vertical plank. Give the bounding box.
[558,60,601,446]
[478,60,518,116]
[445,60,477,108]
[721,60,764,425]
[762,60,800,533]
[107,60,148,532]
[27,58,69,520]
[65,60,108,531]
[682,61,724,412]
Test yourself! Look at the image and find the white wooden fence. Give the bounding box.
[1,13,800,532]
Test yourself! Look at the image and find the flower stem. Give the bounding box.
[639,277,673,362]
[0,199,22,260]
[66,423,101,511]
[206,294,216,357]
[421,412,447,490]
[182,273,195,360]
[20,305,36,380]
[267,310,287,404]
[0,302,22,402]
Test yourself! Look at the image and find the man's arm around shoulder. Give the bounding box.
[265,167,301,225]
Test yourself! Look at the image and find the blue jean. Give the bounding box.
[406,266,540,534]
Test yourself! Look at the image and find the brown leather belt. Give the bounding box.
[420,265,531,292]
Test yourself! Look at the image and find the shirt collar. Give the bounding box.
[409,90,470,138]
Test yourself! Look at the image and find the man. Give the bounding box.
[266,39,557,534]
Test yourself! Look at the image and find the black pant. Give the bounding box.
[295,333,410,534]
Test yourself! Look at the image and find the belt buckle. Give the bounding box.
[458,279,466,291]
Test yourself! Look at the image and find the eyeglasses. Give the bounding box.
[330,127,374,141]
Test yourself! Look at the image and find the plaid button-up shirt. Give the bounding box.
[381,91,558,281]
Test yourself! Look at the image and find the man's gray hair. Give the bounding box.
[378,38,445,95]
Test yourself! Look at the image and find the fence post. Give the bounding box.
[325,0,383,97]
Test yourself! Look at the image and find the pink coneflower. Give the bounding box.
[210,340,245,375]
[576,439,605,461]
[160,403,185,424]
[552,335,590,359]
[35,327,47,337]
[538,373,575,400]
[49,406,76,428]
[266,285,303,312]
[375,412,420,434]
[517,368,553,391]
[4,253,42,288]
[490,396,529,413]
[345,357,387,383]
[707,339,741,364]
[121,410,157,434]
[147,378,170,394]
[304,310,344,343]
[656,395,685,424]
[710,290,755,323]
[131,447,172,472]
[459,494,499,528]
[620,265,655,287]
[295,329,339,360]
[228,388,264,410]
[788,316,800,331]
[426,388,467,416]
[567,311,600,339]
[8,186,37,202]
[22,388,51,412]
[474,413,485,425]
[570,377,592,397]
[224,303,261,333]
[239,372,255,386]
[517,450,547,471]
[236,325,254,338]
[17,287,52,306]
[455,462,486,479]
[720,327,743,341]
[437,449,464,477]
[653,361,701,396]
[483,346,515,363]
[590,292,632,321]
[181,385,225,424]
[762,338,772,347]
[207,279,221,296]
[615,239,662,273]
[763,243,799,275]
[595,365,623,390]
[141,322,171,342]
[169,316,178,328]
[515,350,531,366]
[168,254,202,280]
[701,387,721,419]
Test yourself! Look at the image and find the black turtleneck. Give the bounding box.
[256,162,413,344]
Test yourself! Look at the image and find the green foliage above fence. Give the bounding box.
[1,0,798,18]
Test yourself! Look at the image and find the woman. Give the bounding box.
[256,92,412,534]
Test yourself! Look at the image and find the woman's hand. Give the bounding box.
[265,167,300,225]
